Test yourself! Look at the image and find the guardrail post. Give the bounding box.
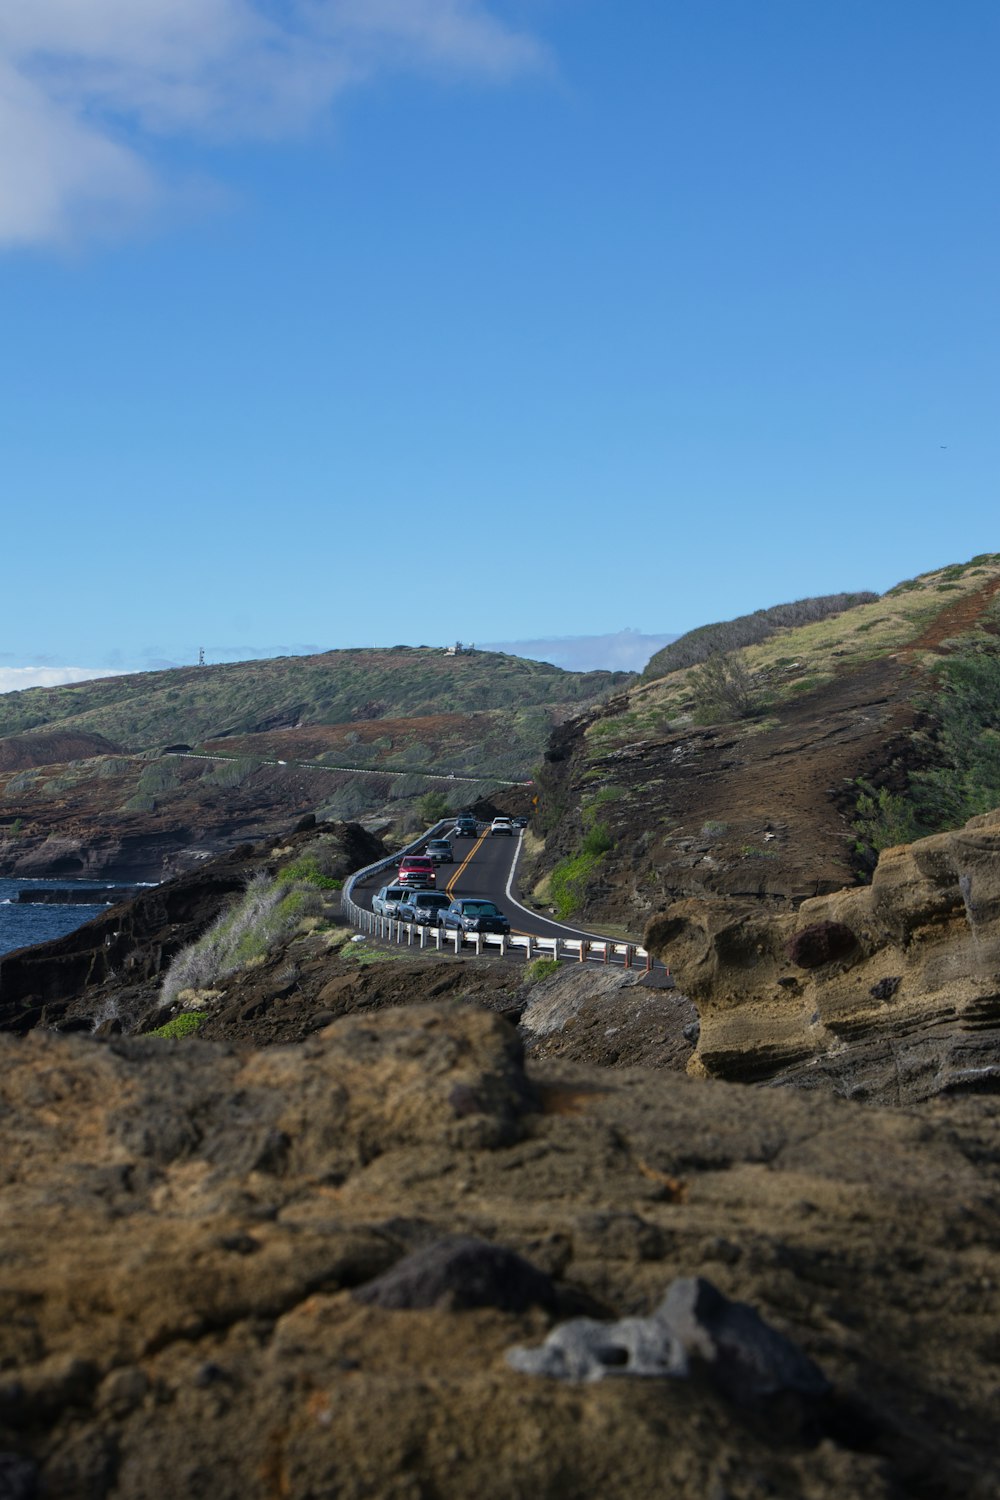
[624,944,632,969]
[602,941,609,964]
[578,940,587,963]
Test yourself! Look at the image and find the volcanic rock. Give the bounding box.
[646,807,1000,1099]
[0,1005,997,1497]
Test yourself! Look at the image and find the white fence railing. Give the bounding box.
[342,824,653,971]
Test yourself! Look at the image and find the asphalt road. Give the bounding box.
[351,827,643,950]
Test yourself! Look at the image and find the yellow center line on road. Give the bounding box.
[446,830,489,896]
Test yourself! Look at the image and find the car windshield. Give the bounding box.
[462,901,500,915]
[419,895,451,907]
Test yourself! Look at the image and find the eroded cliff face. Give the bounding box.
[646,809,1000,1100]
[1,1005,997,1499]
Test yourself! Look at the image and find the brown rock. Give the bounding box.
[645,809,1000,1099]
[0,1007,997,1496]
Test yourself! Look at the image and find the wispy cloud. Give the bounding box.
[0,0,545,247]
[0,666,131,694]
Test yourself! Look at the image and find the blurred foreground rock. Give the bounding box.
[1,1004,998,1498]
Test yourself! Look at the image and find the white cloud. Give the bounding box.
[0,0,545,247]
[0,666,131,693]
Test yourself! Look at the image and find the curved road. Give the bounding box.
[351,827,650,953]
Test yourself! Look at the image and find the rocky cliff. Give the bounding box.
[525,559,1000,932]
[646,807,1000,1102]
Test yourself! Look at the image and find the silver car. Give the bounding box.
[372,884,409,917]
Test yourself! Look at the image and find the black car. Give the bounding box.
[440,898,511,935]
[453,816,478,837]
[397,891,452,926]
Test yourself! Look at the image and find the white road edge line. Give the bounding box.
[503,832,639,949]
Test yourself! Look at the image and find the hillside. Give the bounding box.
[0,647,628,748]
[0,649,628,879]
[523,555,1000,931]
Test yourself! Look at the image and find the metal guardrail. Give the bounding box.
[342,821,653,972]
[341,817,454,926]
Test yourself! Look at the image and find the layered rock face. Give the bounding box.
[0,822,384,1036]
[1,1005,998,1498]
[646,809,1000,1100]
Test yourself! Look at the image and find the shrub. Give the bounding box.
[279,856,343,891]
[852,782,922,858]
[550,845,607,919]
[148,1011,206,1039]
[525,958,560,983]
[159,869,326,1008]
[418,790,450,824]
[689,651,764,721]
[582,821,613,856]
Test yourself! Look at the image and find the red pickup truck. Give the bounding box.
[397,854,437,888]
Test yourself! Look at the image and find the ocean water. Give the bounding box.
[0,878,143,959]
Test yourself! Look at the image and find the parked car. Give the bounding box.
[440,898,511,935]
[425,838,454,864]
[397,890,452,926]
[397,854,436,888]
[453,815,478,838]
[372,884,410,917]
[490,817,514,836]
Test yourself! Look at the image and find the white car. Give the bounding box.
[490,817,514,836]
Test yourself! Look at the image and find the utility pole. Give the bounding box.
[198,647,205,666]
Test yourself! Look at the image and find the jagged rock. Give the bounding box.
[519,964,697,1069]
[0,822,384,1036]
[352,1236,557,1312]
[659,1276,830,1408]
[645,808,1000,1100]
[507,1311,687,1381]
[507,1275,829,1423]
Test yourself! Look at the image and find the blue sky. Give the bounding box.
[1,0,997,684]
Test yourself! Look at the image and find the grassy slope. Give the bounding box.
[0,649,631,753]
[586,555,1000,758]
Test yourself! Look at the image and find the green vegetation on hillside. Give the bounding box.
[0,649,630,751]
[587,558,1000,758]
[853,625,1000,862]
[643,592,878,678]
[158,839,345,1011]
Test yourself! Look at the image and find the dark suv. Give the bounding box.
[453,815,478,838]
[440,898,511,935]
[397,891,452,926]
